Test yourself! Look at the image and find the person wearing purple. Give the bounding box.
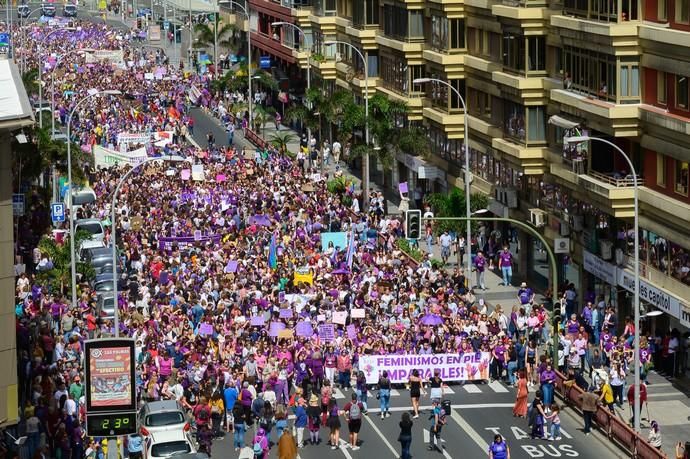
[306,351,324,394]
[498,246,513,286]
[473,250,487,291]
[540,363,557,407]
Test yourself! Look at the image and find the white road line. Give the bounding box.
[488,381,509,393]
[442,386,455,395]
[424,429,452,459]
[449,409,489,452]
[364,403,514,414]
[390,389,401,396]
[462,384,482,394]
[559,426,573,439]
[333,388,346,399]
[337,439,355,459]
[363,413,401,457]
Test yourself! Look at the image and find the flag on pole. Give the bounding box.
[268,233,278,269]
[346,230,356,269]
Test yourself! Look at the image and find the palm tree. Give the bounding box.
[22,69,39,96]
[268,131,298,153]
[194,21,237,67]
[36,229,96,294]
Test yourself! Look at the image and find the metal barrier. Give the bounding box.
[243,129,268,150]
[554,371,667,459]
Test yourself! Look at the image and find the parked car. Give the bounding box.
[74,218,105,242]
[64,186,97,215]
[143,429,196,459]
[84,246,113,272]
[97,291,115,319]
[78,240,106,262]
[139,400,189,437]
[18,4,30,18]
[41,3,56,17]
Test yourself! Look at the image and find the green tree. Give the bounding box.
[268,131,297,153]
[194,21,237,54]
[425,188,490,235]
[36,230,96,295]
[22,69,39,96]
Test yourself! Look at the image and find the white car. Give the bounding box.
[144,429,197,459]
[74,218,105,242]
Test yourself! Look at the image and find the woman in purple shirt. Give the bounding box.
[540,364,557,407]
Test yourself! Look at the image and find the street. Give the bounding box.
[211,381,622,459]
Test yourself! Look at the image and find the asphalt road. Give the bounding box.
[211,381,623,459]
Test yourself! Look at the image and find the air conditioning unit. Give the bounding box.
[529,208,547,227]
[600,240,613,260]
[560,222,571,237]
[505,189,518,208]
[571,215,584,232]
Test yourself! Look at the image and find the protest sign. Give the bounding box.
[359,352,491,384]
[351,308,365,319]
[180,169,191,180]
[295,321,313,337]
[318,324,335,342]
[279,308,293,319]
[332,311,347,325]
[346,324,357,340]
[250,316,265,327]
[269,321,286,337]
[278,329,294,340]
[192,164,205,181]
[199,323,213,336]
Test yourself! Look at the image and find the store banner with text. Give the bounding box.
[84,339,136,412]
[94,146,147,168]
[359,352,490,384]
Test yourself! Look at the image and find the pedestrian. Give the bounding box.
[577,386,599,435]
[429,369,444,402]
[648,420,662,450]
[277,428,297,459]
[126,433,143,459]
[513,370,528,418]
[210,391,224,437]
[498,246,513,286]
[488,434,510,459]
[545,403,561,440]
[307,394,321,445]
[439,231,452,264]
[409,369,424,418]
[197,424,213,457]
[627,382,647,427]
[293,397,308,448]
[252,428,270,459]
[355,371,369,414]
[378,370,392,419]
[540,363,556,407]
[427,399,447,452]
[232,404,246,451]
[398,412,413,459]
[326,398,342,450]
[473,250,487,290]
[343,392,363,450]
[528,390,546,440]
[599,379,615,413]
[676,441,690,459]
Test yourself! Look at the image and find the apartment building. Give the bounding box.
[233,0,690,333]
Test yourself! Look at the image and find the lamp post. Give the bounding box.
[18,7,43,74]
[66,90,122,311]
[324,40,369,206]
[38,28,76,130]
[414,77,472,275]
[565,135,641,432]
[426,215,561,360]
[219,0,252,131]
[273,21,310,165]
[49,49,96,138]
[111,156,184,337]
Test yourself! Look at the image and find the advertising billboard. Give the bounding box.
[84,339,136,412]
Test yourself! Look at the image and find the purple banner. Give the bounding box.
[158,235,222,251]
[199,323,214,336]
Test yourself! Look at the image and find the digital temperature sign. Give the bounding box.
[86,412,138,437]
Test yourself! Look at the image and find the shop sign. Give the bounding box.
[583,250,617,285]
[618,269,683,321]
[681,306,690,329]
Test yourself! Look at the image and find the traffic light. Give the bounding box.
[406,210,422,240]
[552,301,562,330]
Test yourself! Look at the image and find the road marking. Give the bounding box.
[337,439,355,459]
[363,412,401,457]
[488,381,509,393]
[449,408,489,452]
[424,429,452,459]
[462,384,482,394]
[423,428,446,443]
[442,386,455,395]
[286,403,515,420]
[333,388,346,399]
[390,389,401,396]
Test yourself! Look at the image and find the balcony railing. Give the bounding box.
[502,0,547,6]
[588,170,643,187]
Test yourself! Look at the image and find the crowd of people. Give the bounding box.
[8,14,688,459]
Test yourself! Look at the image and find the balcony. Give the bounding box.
[377,86,424,117]
[344,25,378,47]
[310,56,337,78]
[376,35,425,54]
[464,55,502,73]
[639,23,690,48]
[492,138,547,174]
[550,89,639,135]
[250,31,297,63]
[550,14,638,38]
[423,49,464,68]
[492,0,549,21]
[639,104,690,136]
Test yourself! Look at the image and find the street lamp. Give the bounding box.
[49,49,96,138]
[111,156,185,337]
[565,134,641,432]
[219,0,252,132]
[18,7,43,73]
[324,40,369,206]
[414,77,473,276]
[273,21,311,166]
[38,28,76,130]
[66,90,122,311]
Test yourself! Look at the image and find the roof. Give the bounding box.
[166,0,218,12]
[0,59,34,129]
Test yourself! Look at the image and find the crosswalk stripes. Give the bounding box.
[488,381,509,393]
[329,382,511,400]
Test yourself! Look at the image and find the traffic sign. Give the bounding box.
[12,194,25,217]
[163,20,170,30]
[51,202,66,223]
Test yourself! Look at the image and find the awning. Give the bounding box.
[548,114,580,130]
[398,153,445,182]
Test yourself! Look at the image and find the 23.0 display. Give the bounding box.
[86,412,138,436]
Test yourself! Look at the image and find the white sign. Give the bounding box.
[94,146,147,168]
[359,352,490,384]
[117,132,151,145]
[583,250,617,285]
[554,238,570,254]
[618,269,685,321]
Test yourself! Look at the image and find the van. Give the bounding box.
[75,218,105,242]
[41,3,56,17]
[64,186,97,215]
[63,4,77,16]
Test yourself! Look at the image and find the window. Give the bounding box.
[380,53,420,94]
[428,74,465,112]
[382,5,408,39]
[503,33,525,72]
[562,45,617,102]
[353,0,379,26]
[468,88,491,120]
[658,0,667,20]
[409,10,424,38]
[657,71,667,104]
[674,160,689,196]
[657,154,666,187]
[503,100,526,141]
[450,19,465,49]
[430,15,448,51]
[528,107,546,141]
[676,0,689,23]
[619,63,640,100]
[528,36,545,72]
[677,75,689,109]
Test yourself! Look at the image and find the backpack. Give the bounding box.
[439,408,447,425]
[197,406,210,422]
[349,402,361,420]
[253,440,263,455]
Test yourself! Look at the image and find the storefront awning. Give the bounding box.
[548,115,580,130]
[398,153,445,182]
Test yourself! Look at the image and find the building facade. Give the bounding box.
[233,0,690,333]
